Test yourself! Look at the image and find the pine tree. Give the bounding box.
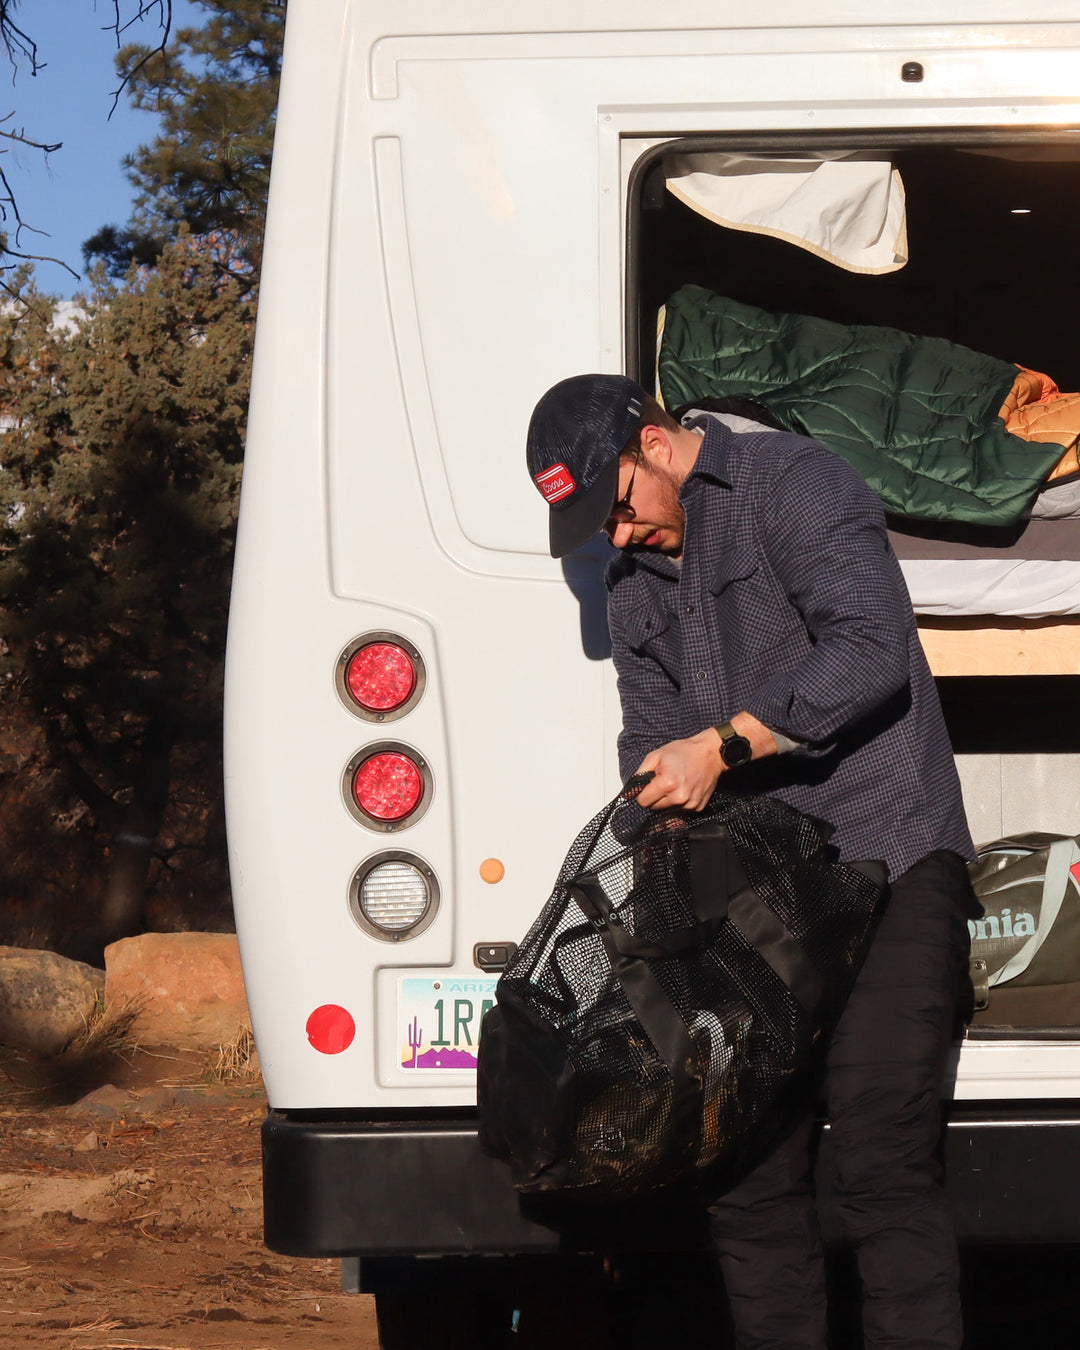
[84,1,285,289]
[0,236,253,955]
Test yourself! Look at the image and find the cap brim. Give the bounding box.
[547,456,620,558]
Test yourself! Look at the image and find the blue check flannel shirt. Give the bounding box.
[606,415,974,879]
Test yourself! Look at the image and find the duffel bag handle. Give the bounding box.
[989,836,1080,987]
[574,771,658,874]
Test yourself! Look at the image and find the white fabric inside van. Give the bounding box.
[665,153,908,275]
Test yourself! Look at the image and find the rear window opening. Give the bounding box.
[628,132,1080,391]
[627,132,1080,1040]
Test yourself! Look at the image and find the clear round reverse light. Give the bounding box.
[349,852,440,941]
[336,632,426,723]
[342,741,432,832]
[360,861,429,930]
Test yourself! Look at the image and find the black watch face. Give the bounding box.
[722,734,753,768]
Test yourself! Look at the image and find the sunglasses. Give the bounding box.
[608,456,639,522]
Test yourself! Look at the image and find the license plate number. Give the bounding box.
[398,977,498,1071]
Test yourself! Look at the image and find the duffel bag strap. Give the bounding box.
[690,820,826,1016]
[568,877,703,1170]
[989,836,1080,988]
[570,877,724,961]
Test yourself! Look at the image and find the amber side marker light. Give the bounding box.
[480,858,505,883]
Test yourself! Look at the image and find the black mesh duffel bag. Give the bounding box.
[477,779,886,1199]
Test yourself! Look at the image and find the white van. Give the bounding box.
[225,0,1080,1337]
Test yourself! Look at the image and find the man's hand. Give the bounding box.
[634,713,777,811]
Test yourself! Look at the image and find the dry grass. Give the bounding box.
[1,1004,264,1106]
[210,1024,261,1084]
[61,995,148,1061]
[0,996,152,1106]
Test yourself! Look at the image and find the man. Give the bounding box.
[526,373,975,1350]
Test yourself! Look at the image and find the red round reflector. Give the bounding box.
[346,642,416,712]
[306,1004,355,1055]
[353,752,424,821]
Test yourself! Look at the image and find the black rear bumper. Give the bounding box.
[262,1104,1080,1257]
[262,1113,559,1257]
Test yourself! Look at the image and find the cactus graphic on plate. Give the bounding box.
[405,1014,422,1068]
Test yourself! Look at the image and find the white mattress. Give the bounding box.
[675,398,1080,621]
[901,558,1080,618]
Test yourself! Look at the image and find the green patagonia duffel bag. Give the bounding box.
[968,832,1080,1028]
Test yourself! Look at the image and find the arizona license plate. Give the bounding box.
[398,977,498,1071]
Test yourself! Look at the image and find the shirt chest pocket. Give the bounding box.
[708,550,760,597]
[625,605,682,684]
[708,551,806,653]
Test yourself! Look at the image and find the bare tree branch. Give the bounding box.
[0,2,174,268]
[112,0,173,40]
[0,113,78,277]
[0,3,42,78]
[0,118,58,156]
[108,0,173,116]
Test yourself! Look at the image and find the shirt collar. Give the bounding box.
[680,414,736,494]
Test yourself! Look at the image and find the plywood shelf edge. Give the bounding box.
[918,618,1080,676]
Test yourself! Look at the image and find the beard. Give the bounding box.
[633,463,686,556]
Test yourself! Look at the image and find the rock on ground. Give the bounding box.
[0,946,105,1055]
[66,1084,206,1120]
[0,1167,155,1224]
[105,932,251,1049]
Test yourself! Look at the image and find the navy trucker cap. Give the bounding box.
[526,374,645,558]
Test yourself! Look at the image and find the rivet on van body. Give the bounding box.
[480,858,505,883]
[901,62,924,83]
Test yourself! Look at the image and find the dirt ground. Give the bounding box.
[5,1044,1080,1350]
[0,1046,379,1350]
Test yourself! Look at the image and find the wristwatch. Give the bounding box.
[714,720,753,768]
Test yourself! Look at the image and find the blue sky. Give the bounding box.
[2,0,202,296]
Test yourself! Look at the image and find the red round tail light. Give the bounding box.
[346,642,416,713]
[337,633,426,722]
[352,750,425,823]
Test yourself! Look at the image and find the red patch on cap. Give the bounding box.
[534,462,576,503]
[306,1004,355,1055]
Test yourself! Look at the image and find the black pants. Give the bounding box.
[706,850,974,1350]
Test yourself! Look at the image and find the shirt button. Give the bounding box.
[685,604,695,615]
[696,670,708,681]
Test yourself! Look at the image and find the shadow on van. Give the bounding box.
[561,534,612,661]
